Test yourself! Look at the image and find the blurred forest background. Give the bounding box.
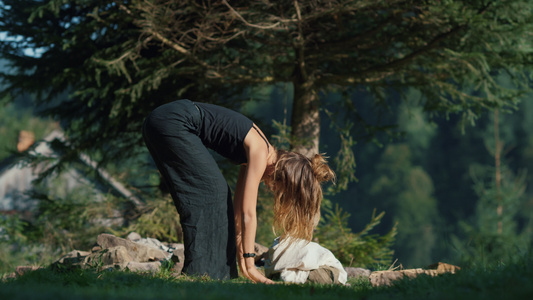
[1,0,532,273]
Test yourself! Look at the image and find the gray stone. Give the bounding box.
[135,237,175,257]
[55,250,92,266]
[172,262,184,274]
[254,242,269,263]
[85,246,133,267]
[345,267,371,279]
[96,233,168,262]
[368,262,460,287]
[167,243,182,249]
[2,266,42,279]
[50,234,188,274]
[255,242,269,254]
[15,266,42,276]
[369,269,407,287]
[123,261,162,273]
[171,245,185,263]
[126,232,142,241]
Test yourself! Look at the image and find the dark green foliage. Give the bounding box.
[314,205,397,268]
[27,184,125,252]
[0,0,530,191]
[0,214,50,274]
[368,143,439,267]
[0,99,57,161]
[253,187,277,248]
[0,0,241,168]
[451,109,533,266]
[1,0,531,166]
[0,215,26,245]
[111,196,183,243]
[0,179,130,273]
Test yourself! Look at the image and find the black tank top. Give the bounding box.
[195,102,253,164]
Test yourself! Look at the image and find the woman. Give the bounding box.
[142,99,334,283]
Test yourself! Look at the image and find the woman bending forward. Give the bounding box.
[142,99,335,283]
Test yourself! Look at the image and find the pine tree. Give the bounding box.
[368,143,439,267]
[1,0,531,165]
[453,108,532,265]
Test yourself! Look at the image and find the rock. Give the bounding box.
[426,262,461,273]
[345,267,371,279]
[370,270,407,287]
[49,233,186,274]
[172,261,184,274]
[15,266,41,276]
[255,242,269,255]
[254,242,269,263]
[55,250,92,266]
[135,237,175,256]
[170,244,185,263]
[123,261,162,273]
[85,246,133,267]
[1,266,41,280]
[167,243,182,249]
[96,233,168,262]
[368,262,460,287]
[126,232,142,241]
[2,272,17,280]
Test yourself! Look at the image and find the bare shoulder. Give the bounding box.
[244,125,269,152]
[244,125,270,166]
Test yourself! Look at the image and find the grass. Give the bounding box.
[1,260,533,300]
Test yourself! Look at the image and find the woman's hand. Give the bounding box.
[236,254,275,284]
[244,257,275,284]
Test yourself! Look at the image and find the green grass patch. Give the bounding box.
[2,259,533,300]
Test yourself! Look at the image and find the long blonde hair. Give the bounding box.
[264,149,335,242]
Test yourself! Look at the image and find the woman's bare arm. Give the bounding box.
[234,165,251,279]
[234,128,274,284]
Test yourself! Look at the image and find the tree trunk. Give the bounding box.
[494,109,503,234]
[290,3,320,158]
[290,77,320,157]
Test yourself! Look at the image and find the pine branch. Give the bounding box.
[222,0,286,29]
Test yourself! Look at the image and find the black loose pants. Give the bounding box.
[142,100,238,280]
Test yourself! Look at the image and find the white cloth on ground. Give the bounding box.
[264,237,347,284]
